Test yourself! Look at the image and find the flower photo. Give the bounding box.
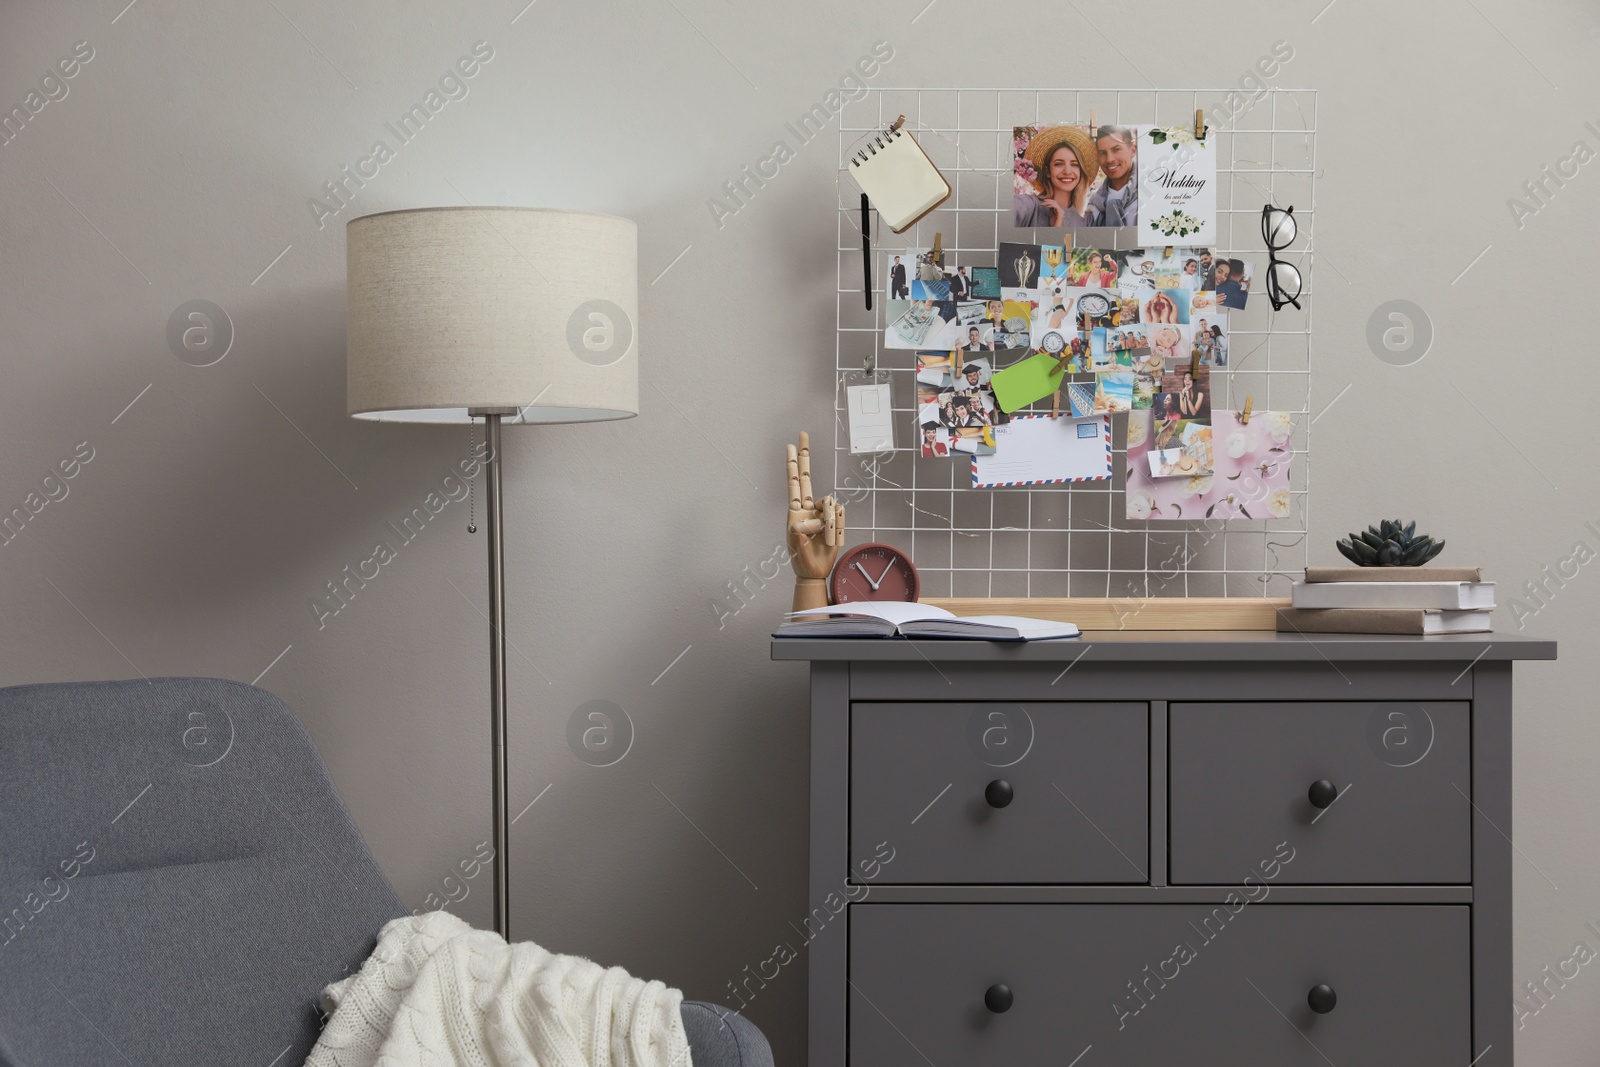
[1124,408,1293,521]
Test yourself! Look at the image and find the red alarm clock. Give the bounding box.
[829,542,920,604]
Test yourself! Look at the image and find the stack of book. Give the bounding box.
[1275,566,1493,635]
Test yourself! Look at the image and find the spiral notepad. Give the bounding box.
[848,118,950,233]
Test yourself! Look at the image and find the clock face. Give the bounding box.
[829,543,920,604]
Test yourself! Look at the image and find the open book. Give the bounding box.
[776,602,1079,641]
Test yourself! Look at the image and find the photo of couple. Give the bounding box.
[1172,253,1252,310]
[1111,248,1252,310]
[1012,124,1140,229]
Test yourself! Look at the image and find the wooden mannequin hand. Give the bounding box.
[786,431,845,611]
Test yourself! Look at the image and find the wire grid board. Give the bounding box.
[834,87,1317,600]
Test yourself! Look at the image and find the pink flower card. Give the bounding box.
[1124,408,1294,521]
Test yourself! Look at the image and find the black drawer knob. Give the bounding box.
[1307,983,1337,1014]
[984,983,1013,1013]
[1308,779,1338,809]
[985,780,1014,808]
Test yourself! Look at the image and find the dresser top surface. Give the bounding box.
[771,630,1557,663]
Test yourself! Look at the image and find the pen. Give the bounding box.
[860,193,872,311]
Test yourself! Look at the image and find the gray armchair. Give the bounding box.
[0,677,772,1067]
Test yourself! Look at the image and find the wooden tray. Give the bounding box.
[921,596,1288,631]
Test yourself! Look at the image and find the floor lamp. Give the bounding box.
[345,206,639,938]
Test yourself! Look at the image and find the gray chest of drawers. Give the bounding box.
[773,631,1555,1067]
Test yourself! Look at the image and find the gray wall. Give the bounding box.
[0,1,1594,1063]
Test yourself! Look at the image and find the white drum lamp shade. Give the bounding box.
[346,206,638,424]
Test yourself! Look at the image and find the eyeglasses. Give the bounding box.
[1261,204,1302,312]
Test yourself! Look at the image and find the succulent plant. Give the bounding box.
[1336,520,1444,567]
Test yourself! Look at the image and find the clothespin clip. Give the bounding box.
[951,346,963,376]
[1240,396,1254,424]
[1163,246,1174,259]
[1051,387,1062,419]
[890,114,906,133]
[932,232,943,265]
[1191,347,1201,377]
[1194,107,1207,141]
[1089,109,1098,134]
[1064,232,1074,254]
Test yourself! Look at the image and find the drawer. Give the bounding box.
[850,702,1147,884]
[849,903,1470,1066]
[1169,702,1470,884]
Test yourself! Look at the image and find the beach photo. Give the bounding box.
[1095,370,1136,414]
[1089,327,1135,372]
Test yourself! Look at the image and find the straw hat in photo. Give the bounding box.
[1024,126,1100,193]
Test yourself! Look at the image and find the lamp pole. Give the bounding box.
[482,410,510,940]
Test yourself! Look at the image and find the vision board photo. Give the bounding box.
[1012,122,1216,243]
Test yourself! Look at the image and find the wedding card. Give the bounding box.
[1139,125,1218,244]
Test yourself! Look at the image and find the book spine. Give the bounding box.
[1303,566,1484,583]
[1291,582,1492,610]
[1276,607,1492,635]
[1275,607,1426,635]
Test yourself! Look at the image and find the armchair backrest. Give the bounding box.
[0,678,408,1066]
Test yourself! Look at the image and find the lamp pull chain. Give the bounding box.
[467,419,478,534]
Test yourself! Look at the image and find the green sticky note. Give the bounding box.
[991,352,1066,413]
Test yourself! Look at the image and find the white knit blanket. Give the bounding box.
[305,911,692,1067]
